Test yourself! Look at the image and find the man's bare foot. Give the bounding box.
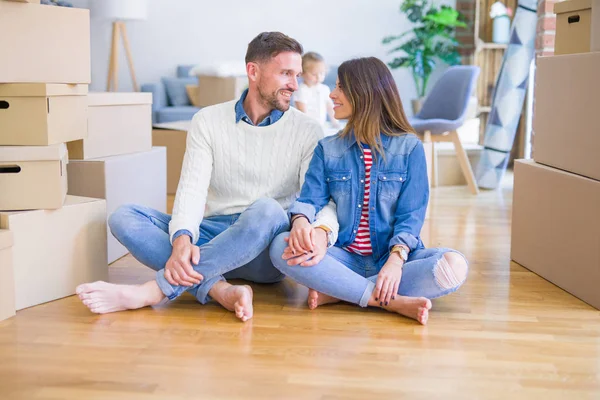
[209,281,253,322]
[76,280,165,314]
[369,295,432,325]
[307,288,341,310]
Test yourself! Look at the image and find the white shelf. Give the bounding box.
[477,42,509,50]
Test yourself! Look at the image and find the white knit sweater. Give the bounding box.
[169,100,339,244]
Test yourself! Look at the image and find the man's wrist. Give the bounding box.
[291,214,309,226]
[173,233,192,246]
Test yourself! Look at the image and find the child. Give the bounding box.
[294,52,339,128]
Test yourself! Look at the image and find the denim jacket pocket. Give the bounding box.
[377,171,407,200]
[326,170,352,197]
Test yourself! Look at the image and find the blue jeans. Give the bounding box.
[269,233,467,307]
[109,198,289,304]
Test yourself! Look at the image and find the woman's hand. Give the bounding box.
[288,215,314,255]
[282,228,328,267]
[374,256,404,306]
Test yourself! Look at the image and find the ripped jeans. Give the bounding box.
[269,233,468,307]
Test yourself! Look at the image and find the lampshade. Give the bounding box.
[90,0,148,21]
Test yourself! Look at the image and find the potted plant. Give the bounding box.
[382,0,466,114]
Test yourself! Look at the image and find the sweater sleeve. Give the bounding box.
[168,112,213,244]
[299,123,340,245]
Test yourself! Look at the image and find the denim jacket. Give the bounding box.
[288,132,429,269]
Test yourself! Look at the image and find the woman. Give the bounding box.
[269,57,468,325]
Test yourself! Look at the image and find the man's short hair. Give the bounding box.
[245,32,303,64]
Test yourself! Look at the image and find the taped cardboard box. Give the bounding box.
[0,143,68,211]
[534,52,600,181]
[511,160,600,310]
[196,75,247,107]
[68,92,152,160]
[0,229,15,322]
[152,120,189,194]
[0,1,90,83]
[0,83,88,146]
[0,196,108,311]
[67,147,167,263]
[554,0,600,55]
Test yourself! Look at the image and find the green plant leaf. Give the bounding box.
[382,0,464,94]
[382,31,412,44]
[424,7,467,28]
[388,57,412,69]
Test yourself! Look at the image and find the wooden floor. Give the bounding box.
[2,179,600,399]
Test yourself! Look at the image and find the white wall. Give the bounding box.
[72,0,455,116]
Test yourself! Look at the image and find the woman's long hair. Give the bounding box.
[337,57,414,160]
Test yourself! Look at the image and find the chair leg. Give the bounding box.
[431,141,438,188]
[450,130,479,195]
[422,131,435,188]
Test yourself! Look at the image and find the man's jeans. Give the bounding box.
[109,198,289,303]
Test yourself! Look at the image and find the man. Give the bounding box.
[76,32,338,322]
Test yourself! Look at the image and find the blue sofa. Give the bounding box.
[142,65,200,124]
[142,64,339,124]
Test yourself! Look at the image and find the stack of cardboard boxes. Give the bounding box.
[511,0,600,309]
[0,0,107,321]
[0,0,167,322]
[67,92,167,264]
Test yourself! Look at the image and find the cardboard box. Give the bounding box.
[196,75,247,107]
[533,52,600,181]
[186,84,202,108]
[0,1,90,83]
[67,147,167,263]
[0,143,68,211]
[0,196,108,310]
[554,0,600,55]
[435,142,482,186]
[511,160,600,310]
[0,83,88,146]
[0,229,15,322]
[152,121,190,194]
[67,92,152,160]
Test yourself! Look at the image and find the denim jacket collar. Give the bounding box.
[338,130,394,152]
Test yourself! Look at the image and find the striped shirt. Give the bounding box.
[346,147,373,255]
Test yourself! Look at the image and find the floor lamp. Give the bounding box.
[91,0,148,92]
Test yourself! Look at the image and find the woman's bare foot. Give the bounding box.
[209,281,253,322]
[76,280,165,314]
[307,288,341,310]
[369,295,432,325]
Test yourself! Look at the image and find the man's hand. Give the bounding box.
[288,215,314,255]
[374,254,404,306]
[283,227,328,267]
[165,235,203,287]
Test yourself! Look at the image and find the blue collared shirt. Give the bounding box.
[288,132,429,269]
[172,89,286,244]
[234,89,284,126]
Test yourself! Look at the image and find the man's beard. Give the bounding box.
[258,86,291,112]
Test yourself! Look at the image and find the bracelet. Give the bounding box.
[290,214,309,225]
[390,245,409,261]
[315,225,331,233]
